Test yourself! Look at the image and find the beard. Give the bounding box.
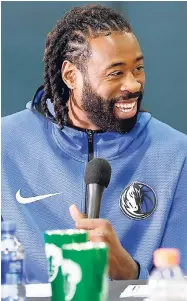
[81,78,144,133]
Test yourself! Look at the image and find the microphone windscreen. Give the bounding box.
[84,158,112,188]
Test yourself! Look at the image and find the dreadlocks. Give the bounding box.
[41,5,132,128]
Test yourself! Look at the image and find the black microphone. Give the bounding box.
[84,158,112,218]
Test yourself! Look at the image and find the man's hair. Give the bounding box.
[41,5,132,127]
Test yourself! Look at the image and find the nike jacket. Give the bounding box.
[1,87,187,283]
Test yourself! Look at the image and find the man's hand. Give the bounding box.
[69,204,139,280]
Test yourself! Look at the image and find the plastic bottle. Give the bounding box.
[145,248,187,301]
[1,221,26,301]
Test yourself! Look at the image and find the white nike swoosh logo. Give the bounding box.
[16,189,62,204]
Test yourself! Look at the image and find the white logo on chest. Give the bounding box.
[16,189,62,204]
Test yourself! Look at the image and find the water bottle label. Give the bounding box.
[1,259,23,284]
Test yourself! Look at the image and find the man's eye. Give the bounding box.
[109,71,124,77]
[134,66,144,72]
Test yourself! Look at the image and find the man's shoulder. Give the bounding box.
[2,107,47,132]
[2,108,47,147]
[149,116,187,145]
[2,108,35,129]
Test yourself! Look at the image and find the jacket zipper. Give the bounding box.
[87,130,94,162]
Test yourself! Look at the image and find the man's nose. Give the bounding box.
[120,72,141,94]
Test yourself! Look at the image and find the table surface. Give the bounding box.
[109,280,146,301]
[27,280,147,301]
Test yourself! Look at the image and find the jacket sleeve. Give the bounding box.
[134,260,150,279]
[158,157,187,273]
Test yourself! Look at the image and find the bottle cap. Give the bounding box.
[153,248,180,268]
[1,221,16,233]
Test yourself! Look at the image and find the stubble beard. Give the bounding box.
[81,78,143,133]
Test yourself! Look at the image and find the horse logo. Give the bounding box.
[119,182,157,220]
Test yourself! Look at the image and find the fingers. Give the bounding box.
[88,229,105,242]
[69,205,113,245]
[69,204,86,222]
[76,218,112,230]
[69,205,112,231]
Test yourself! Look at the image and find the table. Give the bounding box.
[27,280,147,301]
[109,280,146,300]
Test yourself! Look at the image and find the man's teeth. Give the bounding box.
[115,101,136,112]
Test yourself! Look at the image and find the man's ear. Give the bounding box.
[61,60,76,89]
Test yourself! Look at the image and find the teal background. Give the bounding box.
[2,1,187,134]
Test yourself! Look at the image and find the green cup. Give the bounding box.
[62,241,108,301]
[44,229,88,301]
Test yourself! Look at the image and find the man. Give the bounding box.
[2,5,187,283]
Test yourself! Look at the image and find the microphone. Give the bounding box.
[84,158,112,218]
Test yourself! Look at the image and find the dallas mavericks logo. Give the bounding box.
[119,182,157,220]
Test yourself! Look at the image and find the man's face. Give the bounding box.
[75,31,145,132]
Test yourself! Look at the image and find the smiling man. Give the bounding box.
[2,5,187,283]
[63,30,144,133]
